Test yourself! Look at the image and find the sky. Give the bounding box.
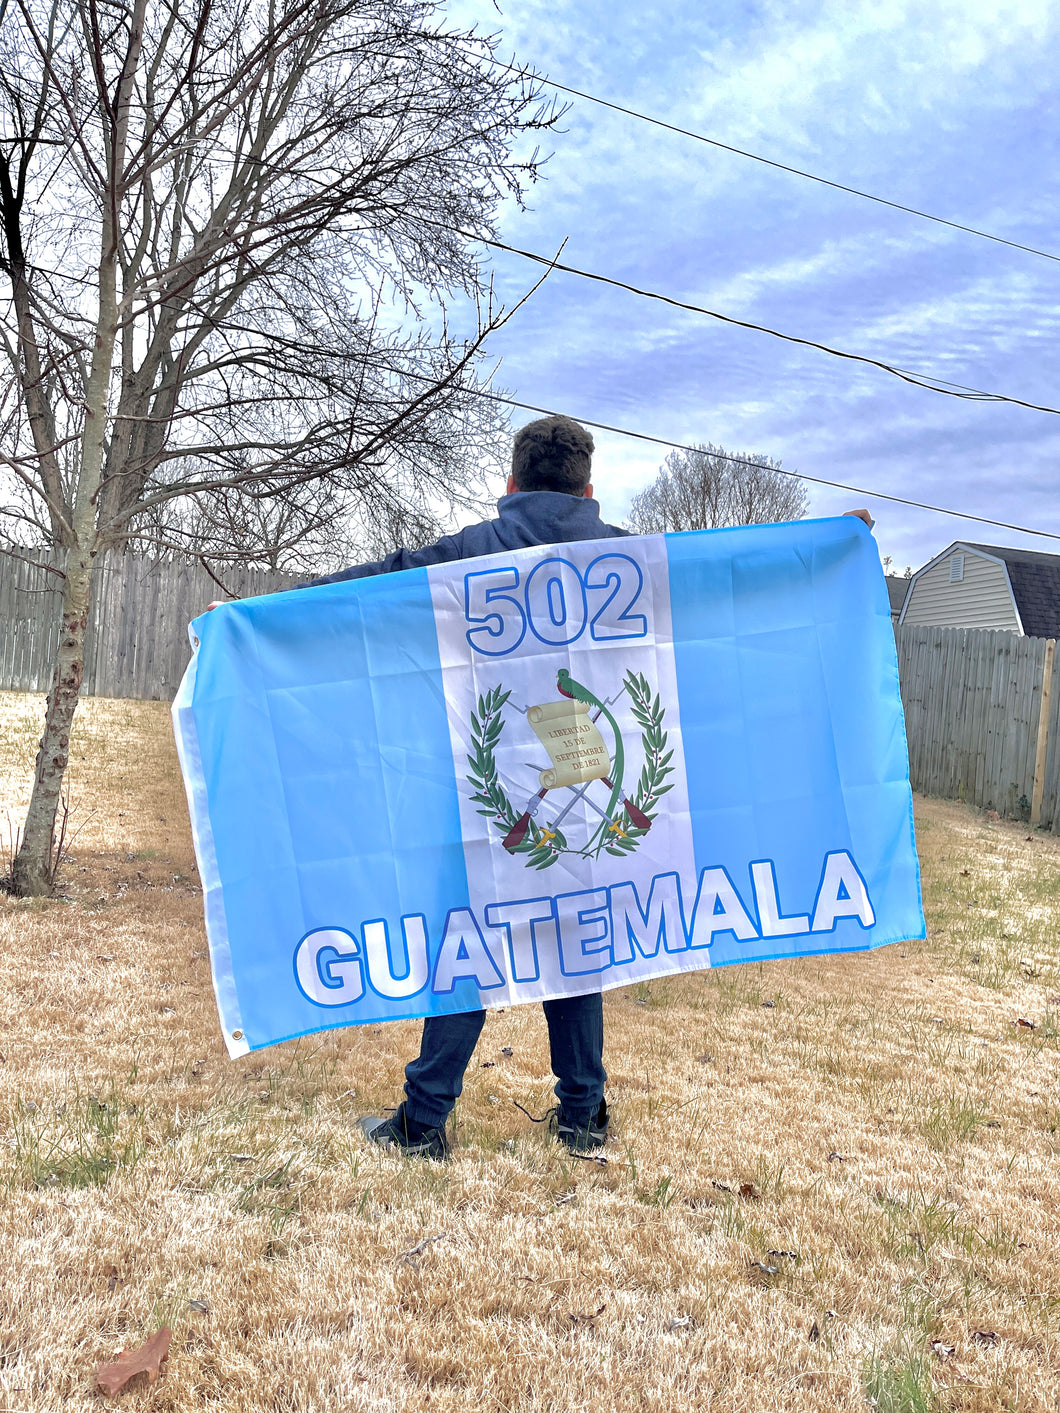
[441,0,1060,573]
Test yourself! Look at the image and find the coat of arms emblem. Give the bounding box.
[466,669,673,868]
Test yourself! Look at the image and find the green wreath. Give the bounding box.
[603,671,674,857]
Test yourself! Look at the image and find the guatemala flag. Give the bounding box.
[173,517,924,1057]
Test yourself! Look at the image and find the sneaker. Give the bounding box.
[549,1100,609,1153]
[357,1105,450,1161]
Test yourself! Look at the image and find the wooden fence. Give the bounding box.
[894,625,1059,831]
[3,559,1059,831]
[0,550,295,701]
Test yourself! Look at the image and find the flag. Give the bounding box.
[173,517,924,1057]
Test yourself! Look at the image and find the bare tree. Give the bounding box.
[0,0,561,894]
[626,443,808,535]
[129,385,512,574]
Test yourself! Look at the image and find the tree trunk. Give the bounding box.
[10,553,92,896]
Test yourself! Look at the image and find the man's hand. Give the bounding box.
[205,601,224,612]
[843,508,875,530]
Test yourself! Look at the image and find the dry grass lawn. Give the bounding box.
[1,690,1059,1412]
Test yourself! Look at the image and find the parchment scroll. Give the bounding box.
[527,699,611,789]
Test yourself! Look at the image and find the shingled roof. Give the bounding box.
[962,543,1060,639]
[884,575,910,617]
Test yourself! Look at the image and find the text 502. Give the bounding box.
[465,554,648,657]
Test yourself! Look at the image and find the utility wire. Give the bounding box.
[427,219,1060,417]
[407,366,1060,544]
[486,50,1060,266]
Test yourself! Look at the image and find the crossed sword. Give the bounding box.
[500,693,652,853]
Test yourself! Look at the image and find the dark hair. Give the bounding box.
[511,415,594,494]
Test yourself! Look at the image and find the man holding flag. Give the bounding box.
[201,417,880,1163]
[304,415,625,1159]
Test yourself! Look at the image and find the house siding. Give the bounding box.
[901,552,1020,632]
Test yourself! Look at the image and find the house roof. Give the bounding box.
[960,542,1060,639]
[884,575,910,615]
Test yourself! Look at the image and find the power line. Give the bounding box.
[430,219,1060,418]
[488,50,1060,266]
[416,369,1060,544]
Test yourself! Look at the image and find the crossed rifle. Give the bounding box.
[500,692,652,853]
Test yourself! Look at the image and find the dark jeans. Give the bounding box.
[403,992,606,1130]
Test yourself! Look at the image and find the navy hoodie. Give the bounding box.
[301,490,628,586]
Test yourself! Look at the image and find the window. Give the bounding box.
[949,553,965,583]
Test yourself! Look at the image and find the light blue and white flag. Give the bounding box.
[173,517,923,1057]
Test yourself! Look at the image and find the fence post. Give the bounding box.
[1031,639,1056,827]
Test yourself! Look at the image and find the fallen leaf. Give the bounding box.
[930,1341,955,1359]
[568,1303,606,1328]
[667,1315,692,1330]
[986,810,1001,822]
[971,1329,1001,1346]
[94,1327,172,1396]
[960,869,970,876]
[711,1179,759,1199]
[188,1299,210,1315]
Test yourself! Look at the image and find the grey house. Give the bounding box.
[885,574,910,622]
[899,542,1060,638]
